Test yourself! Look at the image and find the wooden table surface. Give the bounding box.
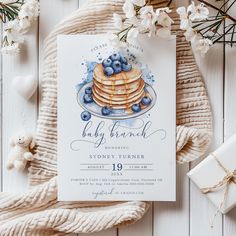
[0,0,236,235]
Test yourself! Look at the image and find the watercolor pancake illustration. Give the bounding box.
[92,64,145,109]
[78,52,156,119]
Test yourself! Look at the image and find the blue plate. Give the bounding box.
[76,82,156,120]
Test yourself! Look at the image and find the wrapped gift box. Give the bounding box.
[188,134,236,214]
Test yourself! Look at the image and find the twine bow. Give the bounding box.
[200,153,236,227]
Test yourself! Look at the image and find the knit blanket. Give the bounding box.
[0,0,212,235]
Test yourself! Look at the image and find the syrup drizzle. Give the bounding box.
[92,65,147,111]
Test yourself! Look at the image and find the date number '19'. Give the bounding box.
[112,163,122,171]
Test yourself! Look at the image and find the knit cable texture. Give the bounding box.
[0,0,212,235]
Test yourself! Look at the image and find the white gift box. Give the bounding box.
[188,134,236,214]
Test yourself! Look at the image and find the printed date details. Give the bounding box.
[79,163,154,175]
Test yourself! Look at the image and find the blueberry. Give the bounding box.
[131,104,141,113]
[104,67,114,76]
[81,111,91,121]
[83,94,93,103]
[120,54,127,64]
[102,58,112,68]
[110,53,121,61]
[141,96,152,106]
[85,87,92,94]
[122,62,132,72]
[101,106,112,116]
[112,60,122,74]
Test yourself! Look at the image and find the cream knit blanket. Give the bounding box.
[0,0,212,235]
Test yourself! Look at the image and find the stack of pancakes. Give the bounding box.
[92,64,145,109]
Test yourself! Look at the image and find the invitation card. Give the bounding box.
[57,35,176,201]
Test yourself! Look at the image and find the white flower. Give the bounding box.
[18,17,31,31]
[18,0,40,21]
[184,27,197,42]
[188,2,209,21]
[192,37,212,56]
[140,6,157,29]
[1,43,20,55]
[176,6,191,30]
[123,0,136,18]
[107,33,125,49]
[131,0,146,7]
[4,20,24,44]
[4,19,20,33]
[127,27,139,42]
[127,16,139,27]
[140,6,157,25]
[113,13,123,29]
[3,30,24,45]
[156,27,172,39]
[153,8,173,38]
[156,8,174,27]
[107,33,120,47]
[147,25,157,37]
[156,7,172,14]
[1,0,39,55]
[18,0,39,32]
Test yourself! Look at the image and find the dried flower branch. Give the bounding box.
[0,0,39,54]
[108,0,174,48]
[177,0,236,55]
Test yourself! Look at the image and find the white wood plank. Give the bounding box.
[189,0,225,234]
[78,0,87,7]
[79,1,146,235]
[78,1,116,236]
[153,0,190,235]
[190,40,224,236]
[0,24,2,192]
[119,203,152,236]
[223,1,236,235]
[39,0,79,71]
[111,0,153,233]
[39,1,87,236]
[2,22,38,193]
[0,0,233,236]
[154,164,190,236]
[84,229,118,236]
[120,0,188,235]
[39,0,79,42]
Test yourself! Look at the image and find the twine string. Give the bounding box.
[200,153,236,228]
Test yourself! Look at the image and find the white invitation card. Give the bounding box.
[57,35,176,201]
